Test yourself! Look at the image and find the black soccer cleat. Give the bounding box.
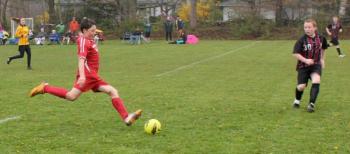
[6,58,11,64]
[307,103,315,113]
[293,103,300,108]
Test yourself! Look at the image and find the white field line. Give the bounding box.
[155,41,261,77]
[0,116,21,124]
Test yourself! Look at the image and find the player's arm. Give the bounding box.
[78,58,86,78]
[320,49,325,69]
[293,53,314,65]
[77,57,86,87]
[326,27,332,36]
[339,25,343,33]
[77,39,88,86]
[320,37,328,68]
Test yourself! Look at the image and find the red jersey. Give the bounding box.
[77,36,100,75]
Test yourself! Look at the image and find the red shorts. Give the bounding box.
[73,73,108,92]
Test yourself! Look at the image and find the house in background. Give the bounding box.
[219,0,316,22]
[137,0,182,20]
[137,0,162,17]
[56,0,85,16]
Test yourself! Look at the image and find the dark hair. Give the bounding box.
[80,18,96,32]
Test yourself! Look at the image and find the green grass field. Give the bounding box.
[1,40,350,153]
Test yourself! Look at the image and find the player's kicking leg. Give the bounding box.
[97,85,142,126]
[29,82,81,101]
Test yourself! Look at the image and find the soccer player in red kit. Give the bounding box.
[29,18,142,126]
[292,19,328,112]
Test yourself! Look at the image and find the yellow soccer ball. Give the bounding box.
[144,119,161,135]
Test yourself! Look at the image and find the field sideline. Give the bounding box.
[0,40,350,153]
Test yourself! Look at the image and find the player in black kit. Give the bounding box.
[326,16,345,57]
[292,19,329,113]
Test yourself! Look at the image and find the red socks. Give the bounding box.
[112,98,129,120]
[43,85,129,120]
[44,85,68,99]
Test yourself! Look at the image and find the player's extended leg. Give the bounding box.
[29,82,82,101]
[7,46,25,64]
[307,73,321,112]
[98,85,142,126]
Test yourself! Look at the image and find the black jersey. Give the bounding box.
[293,33,328,69]
[327,23,342,38]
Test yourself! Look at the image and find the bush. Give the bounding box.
[226,15,275,39]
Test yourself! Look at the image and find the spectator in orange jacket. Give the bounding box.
[69,17,80,34]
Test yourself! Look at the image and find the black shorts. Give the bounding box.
[297,64,322,84]
[145,32,151,38]
[330,37,339,46]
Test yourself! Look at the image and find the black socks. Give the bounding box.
[309,83,320,104]
[295,88,304,101]
[337,48,342,55]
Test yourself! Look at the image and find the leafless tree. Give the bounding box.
[0,0,9,27]
[189,0,197,28]
[275,0,283,25]
[45,0,56,24]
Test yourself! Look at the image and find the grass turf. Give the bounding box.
[0,40,350,153]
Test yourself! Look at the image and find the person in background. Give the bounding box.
[144,23,152,42]
[7,18,32,70]
[35,28,46,45]
[94,29,105,46]
[164,16,173,41]
[326,16,345,57]
[2,30,9,45]
[29,29,34,41]
[0,22,4,45]
[69,17,80,35]
[169,30,187,45]
[62,30,72,45]
[56,22,66,39]
[0,31,3,45]
[130,27,142,45]
[39,20,46,32]
[180,30,187,44]
[175,16,185,37]
[49,30,60,44]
